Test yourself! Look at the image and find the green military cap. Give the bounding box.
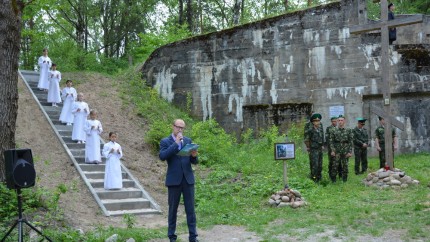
[310,113,322,121]
[330,116,338,120]
[338,114,345,119]
[357,117,367,123]
[378,116,384,121]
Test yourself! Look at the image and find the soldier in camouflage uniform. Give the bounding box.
[304,113,324,182]
[329,115,353,182]
[325,117,338,178]
[353,118,369,175]
[375,117,398,168]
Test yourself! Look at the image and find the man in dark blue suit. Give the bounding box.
[159,119,199,242]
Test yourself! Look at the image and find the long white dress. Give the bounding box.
[103,141,123,190]
[47,70,62,103]
[84,119,103,163]
[71,101,89,141]
[37,56,52,90]
[59,87,77,124]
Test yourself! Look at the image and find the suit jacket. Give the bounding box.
[159,135,198,186]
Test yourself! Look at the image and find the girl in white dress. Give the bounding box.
[47,63,62,107]
[59,80,77,125]
[71,93,89,144]
[37,48,52,91]
[84,110,103,164]
[103,132,123,190]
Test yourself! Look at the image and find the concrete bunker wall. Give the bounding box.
[142,0,430,153]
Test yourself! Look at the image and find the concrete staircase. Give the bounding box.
[19,70,161,217]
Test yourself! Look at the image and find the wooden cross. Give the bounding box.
[349,0,423,170]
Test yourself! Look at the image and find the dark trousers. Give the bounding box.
[354,148,368,174]
[330,154,349,182]
[309,148,322,182]
[379,147,394,169]
[168,177,197,241]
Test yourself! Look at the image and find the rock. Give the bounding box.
[281,196,290,202]
[372,177,379,183]
[291,190,301,198]
[412,180,420,185]
[274,194,281,200]
[392,173,400,179]
[290,201,300,208]
[126,239,136,242]
[389,179,401,186]
[400,176,412,184]
[378,171,390,179]
[275,199,281,205]
[366,174,373,181]
[271,195,276,200]
[269,199,277,206]
[278,190,288,196]
[277,202,290,207]
[105,234,118,242]
[382,177,390,182]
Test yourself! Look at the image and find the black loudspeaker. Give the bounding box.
[4,149,36,189]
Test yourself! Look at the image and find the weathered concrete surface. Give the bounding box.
[141,0,430,154]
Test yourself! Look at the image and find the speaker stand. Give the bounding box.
[1,189,52,242]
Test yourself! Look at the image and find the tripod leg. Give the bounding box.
[0,220,19,242]
[23,220,53,242]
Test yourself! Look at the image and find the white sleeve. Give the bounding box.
[84,120,91,135]
[38,57,43,67]
[98,121,103,134]
[102,143,111,158]
[71,103,78,114]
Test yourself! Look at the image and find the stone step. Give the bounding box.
[55,125,73,131]
[75,157,106,164]
[59,130,72,136]
[85,171,127,179]
[80,163,107,171]
[102,198,151,211]
[95,188,143,199]
[20,70,161,217]
[108,208,160,217]
[89,179,135,189]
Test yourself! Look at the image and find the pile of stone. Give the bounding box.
[362,168,420,188]
[268,187,306,208]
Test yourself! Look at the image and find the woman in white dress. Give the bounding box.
[103,132,123,190]
[37,48,52,91]
[71,93,89,144]
[47,63,62,107]
[84,110,103,164]
[59,80,77,125]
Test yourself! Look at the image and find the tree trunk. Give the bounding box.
[179,0,184,25]
[284,0,289,11]
[186,0,193,32]
[307,0,312,7]
[232,0,241,25]
[0,0,24,181]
